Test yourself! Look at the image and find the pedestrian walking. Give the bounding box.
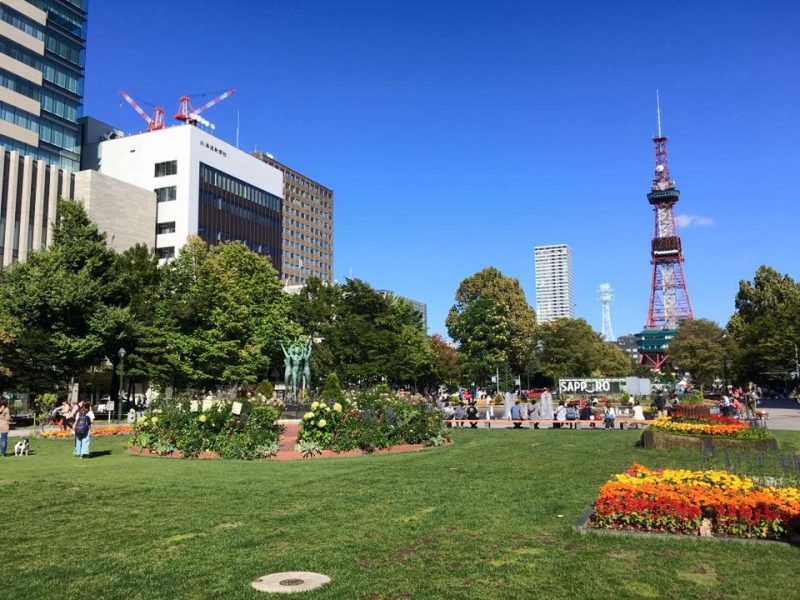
[73,401,95,458]
[0,398,12,456]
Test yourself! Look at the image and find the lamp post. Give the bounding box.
[117,347,126,422]
[721,334,728,391]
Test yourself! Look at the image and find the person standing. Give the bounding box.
[0,398,12,456]
[541,388,555,420]
[73,401,95,458]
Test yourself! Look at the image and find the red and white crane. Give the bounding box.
[174,88,235,129]
[119,90,165,131]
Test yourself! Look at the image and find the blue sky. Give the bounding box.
[83,1,800,338]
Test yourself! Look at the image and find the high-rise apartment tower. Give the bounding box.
[253,152,333,285]
[534,244,574,323]
[0,0,87,171]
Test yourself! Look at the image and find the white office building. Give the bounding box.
[534,244,574,323]
[91,124,284,269]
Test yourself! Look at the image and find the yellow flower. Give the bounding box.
[333,403,342,413]
[199,414,207,423]
[317,419,327,428]
[150,416,159,425]
[311,401,319,410]
[303,411,314,420]
[136,416,147,424]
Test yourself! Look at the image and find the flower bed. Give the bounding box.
[40,424,132,438]
[592,464,800,540]
[649,414,771,440]
[297,385,447,455]
[129,397,283,459]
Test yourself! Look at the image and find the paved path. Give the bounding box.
[756,398,800,431]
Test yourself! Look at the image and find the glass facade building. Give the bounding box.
[0,0,87,171]
[198,162,282,272]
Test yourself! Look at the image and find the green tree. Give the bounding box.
[428,334,460,388]
[306,278,434,387]
[288,277,341,385]
[446,267,536,385]
[157,238,295,388]
[727,266,800,384]
[668,319,726,388]
[0,199,122,390]
[535,318,632,382]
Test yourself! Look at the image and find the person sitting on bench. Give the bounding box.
[466,402,479,428]
[579,402,594,428]
[554,401,567,428]
[510,400,524,428]
[453,402,467,427]
[528,400,541,429]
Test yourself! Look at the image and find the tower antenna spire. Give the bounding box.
[656,89,662,138]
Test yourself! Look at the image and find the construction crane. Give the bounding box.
[174,88,235,129]
[119,90,165,131]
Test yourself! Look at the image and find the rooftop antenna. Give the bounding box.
[656,89,662,138]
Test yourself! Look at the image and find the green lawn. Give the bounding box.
[4,429,799,599]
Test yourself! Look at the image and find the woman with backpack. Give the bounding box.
[73,401,95,458]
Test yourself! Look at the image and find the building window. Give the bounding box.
[156,222,176,235]
[156,246,175,260]
[154,160,177,177]
[155,186,176,202]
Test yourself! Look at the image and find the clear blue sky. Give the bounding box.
[84,1,800,339]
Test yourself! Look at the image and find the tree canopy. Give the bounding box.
[668,319,726,387]
[535,318,633,382]
[727,266,800,384]
[446,267,536,384]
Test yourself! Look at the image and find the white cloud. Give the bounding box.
[675,214,715,228]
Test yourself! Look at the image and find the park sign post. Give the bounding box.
[558,378,628,394]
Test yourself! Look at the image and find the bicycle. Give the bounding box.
[38,414,72,434]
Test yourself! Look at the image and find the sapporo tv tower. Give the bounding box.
[636,93,694,370]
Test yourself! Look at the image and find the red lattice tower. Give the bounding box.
[645,132,694,332]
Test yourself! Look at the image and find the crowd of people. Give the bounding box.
[435,388,650,430]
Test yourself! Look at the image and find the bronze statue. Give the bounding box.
[281,337,314,402]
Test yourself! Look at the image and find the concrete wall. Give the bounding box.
[73,170,156,253]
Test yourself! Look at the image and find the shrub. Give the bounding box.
[130,395,283,459]
[682,390,706,405]
[298,386,447,453]
[256,380,274,400]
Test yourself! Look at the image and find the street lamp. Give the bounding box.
[117,347,126,422]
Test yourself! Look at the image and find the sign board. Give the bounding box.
[625,377,652,396]
[558,378,628,394]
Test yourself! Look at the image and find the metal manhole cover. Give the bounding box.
[252,571,331,593]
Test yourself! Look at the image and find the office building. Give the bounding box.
[0,145,155,267]
[91,125,283,269]
[377,289,428,332]
[614,334,640,364]
[253,152,333,284]
[534,244,574,323]
[0,0,87,171]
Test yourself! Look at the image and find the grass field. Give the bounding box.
[4,429,799,599]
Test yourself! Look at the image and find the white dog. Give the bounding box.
[14,438,29,456]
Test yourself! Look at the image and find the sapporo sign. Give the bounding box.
[558,378,627,394]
